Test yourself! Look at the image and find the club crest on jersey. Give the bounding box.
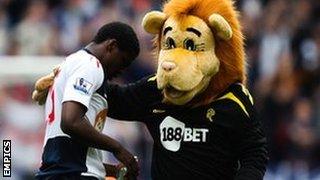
[206,108,215,122]
[73,78,93,94]
[94,109,107,132]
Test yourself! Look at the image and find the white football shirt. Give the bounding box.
[39,49,108,179]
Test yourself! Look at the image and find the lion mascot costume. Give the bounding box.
[33,0,268,179]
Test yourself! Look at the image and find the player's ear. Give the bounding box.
[105,39,118,53]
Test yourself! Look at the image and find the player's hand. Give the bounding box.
[113,147,139,179]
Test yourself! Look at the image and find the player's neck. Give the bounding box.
[84,43,103,62]
[84,43,108,74]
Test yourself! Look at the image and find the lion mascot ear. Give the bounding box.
[32,65,60,105]
[142,11,166,34]
[208,14,233,40]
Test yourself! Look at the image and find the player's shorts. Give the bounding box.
[35,173,99,180]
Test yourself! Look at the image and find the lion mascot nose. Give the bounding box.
[161,61,176,71]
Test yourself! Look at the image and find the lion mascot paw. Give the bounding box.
[32,65,60,105]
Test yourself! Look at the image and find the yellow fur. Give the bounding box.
[142,11,167,34]
[155,15,219,105]
[208,14,233,40]
[31,66,59,105]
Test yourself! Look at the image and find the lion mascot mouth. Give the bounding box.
[142,8,236,105]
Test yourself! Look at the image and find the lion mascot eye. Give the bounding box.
[183,38,196,51]
[165,37,176,49]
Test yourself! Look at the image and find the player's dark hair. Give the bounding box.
[93,22,140,59]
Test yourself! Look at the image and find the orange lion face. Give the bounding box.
[142,0,246,106]
[156,15,220,105]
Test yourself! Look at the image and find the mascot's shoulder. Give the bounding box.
[145,76,255,119]
[214,83,255,119]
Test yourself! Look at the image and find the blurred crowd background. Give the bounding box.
[0,0,319,179]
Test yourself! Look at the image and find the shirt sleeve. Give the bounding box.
[62,59,104,109]
[216,84,268,180]
[234,111,268,180]
[225,85,268,180]
[107,75,162,121]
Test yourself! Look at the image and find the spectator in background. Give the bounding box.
[0,7,8,55]
[0,84,45,180]
[288,98,316,165]
[258,0,290,83]
[14,0,54,55]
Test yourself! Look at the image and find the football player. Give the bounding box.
[35,22,140,180]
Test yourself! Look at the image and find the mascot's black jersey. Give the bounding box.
[107,76,268,180]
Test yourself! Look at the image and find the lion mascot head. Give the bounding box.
[143,0,245,106]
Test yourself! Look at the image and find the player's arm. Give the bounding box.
[61,60,139,177]
[61,101,137,175]
[107,75,162,121]
[61,103,136,178]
